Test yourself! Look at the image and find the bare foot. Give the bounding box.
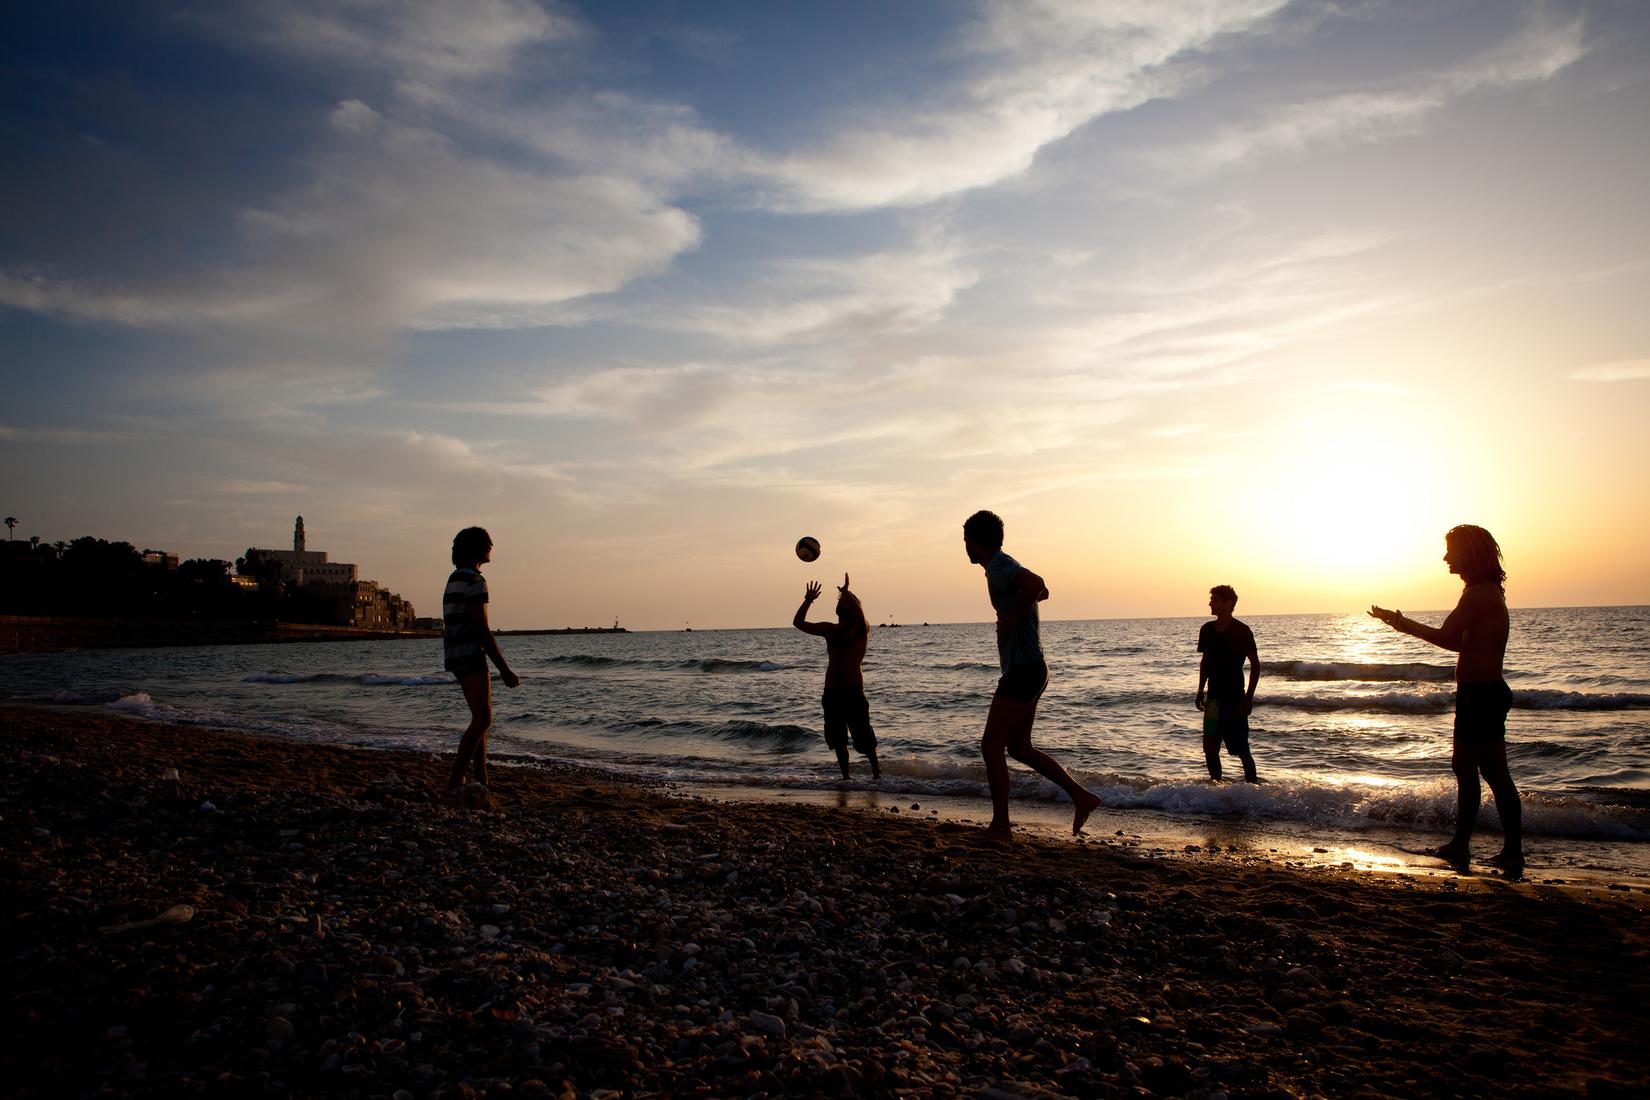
[1486,849,1524,876]
[982,822,1014,844]
[1426,842,1470,867]
[1072,790,1102,836]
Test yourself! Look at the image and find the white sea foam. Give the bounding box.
[106,691,158,713]
[359,673,447,687]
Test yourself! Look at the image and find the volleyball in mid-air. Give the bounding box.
[795,536,821,562]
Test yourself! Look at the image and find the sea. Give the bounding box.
[7,606,1650,884]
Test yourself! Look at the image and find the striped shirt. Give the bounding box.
[442,567,489,671]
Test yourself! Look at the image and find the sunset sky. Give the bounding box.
[3,1,1648,629]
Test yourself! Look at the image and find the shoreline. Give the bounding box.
[4,705,1649,1098]
[0,615,438,655]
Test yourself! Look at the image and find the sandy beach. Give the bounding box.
[4,705,1649,1099]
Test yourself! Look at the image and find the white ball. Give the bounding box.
[795,536,821,562]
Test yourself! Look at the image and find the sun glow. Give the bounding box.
[1244,403,1455,590]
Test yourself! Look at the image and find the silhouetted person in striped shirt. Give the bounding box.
[442,526,519,806]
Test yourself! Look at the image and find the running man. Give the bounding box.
[963,510,1101,837]
[1195,585,1261,783]
[793,573,881,780]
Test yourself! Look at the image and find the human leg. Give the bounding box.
[448,670,492,791]
[822,689,851,780]
[1202,701,1223,780]
[1004,722,1101,835]
[1478,741,1523,869]
[981,693,1034,833]
[846,690,881,779]
[1438,742,1482,860]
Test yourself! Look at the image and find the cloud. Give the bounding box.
[1144,11,1588,183]
[0,100,703,335]
[215,479,312,495]
[0,424,134,445]
[757,0,1290,211]
[1569,359,1650,383]
[239,0,580,83]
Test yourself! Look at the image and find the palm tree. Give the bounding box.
[3,516,15,541]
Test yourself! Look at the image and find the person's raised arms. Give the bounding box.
[793,580,833,637]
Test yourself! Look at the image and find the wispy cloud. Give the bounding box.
[0,424,135,445]
[233,0,581,83]
[1569,359,1650,383]
[757,1,1290,211]
[1142,10,1588,183]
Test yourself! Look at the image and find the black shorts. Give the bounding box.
[995,660,1049,704]
[1454,680,1513,745]
[822,686,876,755]
[448,658,488,681]
[1203,695,1251,755]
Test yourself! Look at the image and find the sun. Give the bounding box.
[1247,401,1453,587]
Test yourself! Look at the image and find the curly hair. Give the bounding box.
[1446,524,1506,586]
[1209,585,1237,603]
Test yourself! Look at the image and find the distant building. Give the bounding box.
[246,516,359,587]
[240,516,415,629]
[141,550,179,570]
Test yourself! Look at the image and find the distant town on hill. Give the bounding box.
[0,515,422,638]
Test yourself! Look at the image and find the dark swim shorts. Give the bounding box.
[1203,696,1251,755]
[995,660,1049,704]
[448,658,488,681]
[1454,680,1513,745]
[821,686,877,754]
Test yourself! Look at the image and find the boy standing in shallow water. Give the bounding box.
[964,510,1101,837]
[443,527,520,805]
[793,573,881,781]
[1195,585,1261,783]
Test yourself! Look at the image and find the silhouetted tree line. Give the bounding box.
[0,536,331,622]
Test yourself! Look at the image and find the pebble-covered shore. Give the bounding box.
[4,705,1649,1099]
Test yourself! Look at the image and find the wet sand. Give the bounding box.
[4,704,1649,1098]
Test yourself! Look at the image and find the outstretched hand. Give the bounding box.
[1369,605,1401,627]
[838,572,850,593]
[804,581,823,602]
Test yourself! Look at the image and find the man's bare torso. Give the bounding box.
[1455,581,1509,684]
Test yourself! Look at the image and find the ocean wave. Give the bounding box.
[706,720,816,749]
[1261,686,1650,714]
[1515,689,1650,711]
[541,654,783,674]
[1268,691,1453,714]
[243,671,448,687]
[1087,775,1650,841]
[1264,660,1455,682]
[847,760,1650,841]
[682,658,783,673]
[625,758,1650,842]
[106,691,159,713]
